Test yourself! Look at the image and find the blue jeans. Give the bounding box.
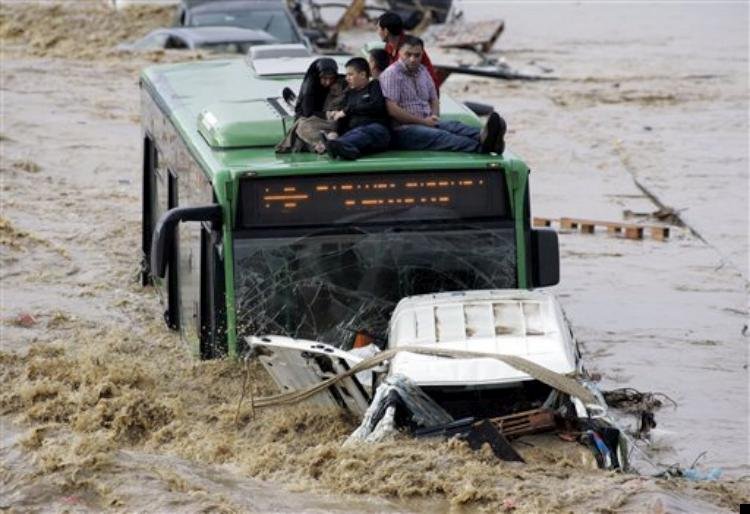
[336,123,391,157]
[393,121,480,152]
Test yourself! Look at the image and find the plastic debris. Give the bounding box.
[13,312,37,328]
[681,467,722,481]
[655,466,722,481]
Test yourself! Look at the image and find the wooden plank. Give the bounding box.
[541,216,669,241]
[559,217,578,230]
[624,226,644,240]
[650,226,670,241]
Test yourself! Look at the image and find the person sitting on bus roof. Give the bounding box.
[380,36,506,155]
[368,48,390,80]
[377,11,439,90]
[322,57,390,161]
[276,58,346,154]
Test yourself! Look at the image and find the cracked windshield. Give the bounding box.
[234,170,516,347]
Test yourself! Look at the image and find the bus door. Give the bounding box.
[142,135,179,328]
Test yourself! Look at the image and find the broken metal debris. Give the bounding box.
[422,19,504,53]
[289,0,551,82]
[345,374,453,444]
[603,387,676,438]
[289,0,454,50]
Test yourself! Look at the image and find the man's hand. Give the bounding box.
[331,110,346,121]
[422,115,440,127]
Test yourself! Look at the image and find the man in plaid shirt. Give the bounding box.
[379,36,506,154]
[377,11,440,90]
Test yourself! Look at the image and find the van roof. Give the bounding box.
[140,56,523,181]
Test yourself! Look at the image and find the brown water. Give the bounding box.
[1,2,748,512]
[450,1,749,478]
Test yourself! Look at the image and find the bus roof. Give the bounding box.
[140,55,523,180]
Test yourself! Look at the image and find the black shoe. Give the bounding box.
[325,139,359,160]
[494,114,507,155]
[480,112,501,154]
[282,87,296,107]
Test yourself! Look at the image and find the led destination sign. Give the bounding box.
[239,171,508,227]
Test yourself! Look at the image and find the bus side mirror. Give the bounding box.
[530,228,560,287]
[151,205,222,279]
[463,101,495,117]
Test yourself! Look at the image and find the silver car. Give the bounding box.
[118,26,278,54]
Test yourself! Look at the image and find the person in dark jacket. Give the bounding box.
[324,57,391,160]
[294,57,342,118]
[276,58,345,153]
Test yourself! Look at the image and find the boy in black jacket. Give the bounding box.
[324,57,391,160]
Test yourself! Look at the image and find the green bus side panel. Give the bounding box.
[142,88,224,356]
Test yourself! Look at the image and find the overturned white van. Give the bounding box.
[249,289,629,470]
[250,289,583,418]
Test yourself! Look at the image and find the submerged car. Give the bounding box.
[118,26,278,53]
[175,0,307,46]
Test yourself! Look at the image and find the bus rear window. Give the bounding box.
[237,170,509,228]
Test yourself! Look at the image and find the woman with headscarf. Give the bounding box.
[276,58,346,153]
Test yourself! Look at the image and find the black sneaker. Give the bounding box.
[282,87,297,107]
[480,112,501,154]
[494,114,507,155]
[325,139,360,160]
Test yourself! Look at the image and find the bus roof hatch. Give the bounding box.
[198,99,291,148]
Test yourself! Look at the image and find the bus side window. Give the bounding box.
[141,135,156,284]
[154,146,168,220]
[142,136,167,285]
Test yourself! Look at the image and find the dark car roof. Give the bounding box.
[181,0,284,7]
[188,0,288,14]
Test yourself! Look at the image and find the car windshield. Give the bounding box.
[191,9,299,43]
[132,32,169,50]
[233,224,517,350]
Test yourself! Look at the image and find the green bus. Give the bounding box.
[140,45,559,359]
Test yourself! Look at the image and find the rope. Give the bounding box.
[248,345,598,409]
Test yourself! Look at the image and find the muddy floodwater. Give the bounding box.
[1,1,748,512]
